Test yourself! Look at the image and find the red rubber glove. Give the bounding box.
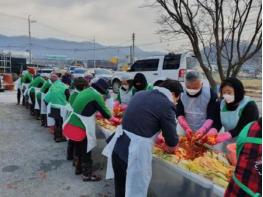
[163,145,177,154]
[216,132,232,144]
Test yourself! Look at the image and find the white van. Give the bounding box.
[111,52,199,93]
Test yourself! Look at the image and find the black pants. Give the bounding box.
[74,138,93,176]
[35,98,41,119]
[112,152,127,197]
[67,140,75,160]
[29,92,35,115]
[17,88,21,104]
[49,107,63,140]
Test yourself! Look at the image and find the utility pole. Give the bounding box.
[93,37,96,68]
[129,46,132,64]
[28,15,36,64]
[132,33,135,64]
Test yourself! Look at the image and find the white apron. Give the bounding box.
[22,83,30,95]
[26,87,34,104]
[220,96,251,131]
[63,111,96,153]
[34,88,41,110]
[40,93,47,115]
[46,103,72,127]
[181,87,210,131]
[105,97,114,112]
[102,125,158,197]
[119,88,133,104]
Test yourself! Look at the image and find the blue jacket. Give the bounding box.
[111,89,179,163]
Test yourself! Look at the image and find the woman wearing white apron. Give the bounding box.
[21,69,33,107]
[116,73,133,105]
[37,78,52,127]
[103,79,183,197]
[175,70,221,138]
[63,78,112,181]
[44,74,71,143]
[66,77,88,166]
[204,77,259,147]
[28,75,45,118]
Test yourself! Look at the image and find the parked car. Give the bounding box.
[86,68,113,86]
[71,68,87,78]
[37,68,54,78]
[111,52,197,93]
[69,66,79,73]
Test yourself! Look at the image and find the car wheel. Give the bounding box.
[112,80,121,94]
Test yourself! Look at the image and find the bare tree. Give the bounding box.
[155,0,262,88]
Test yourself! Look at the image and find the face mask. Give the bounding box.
[121,85,129,91]
[186,88,201,96]
[134,83,145,91]
[223,94,235,104]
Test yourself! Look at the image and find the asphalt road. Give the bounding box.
[0,91,114,197]
[0,91,261,197]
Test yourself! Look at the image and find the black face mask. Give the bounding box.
[134,83,146,91]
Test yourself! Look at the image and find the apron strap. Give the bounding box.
[233,121,262,197]
[232,174,261,197]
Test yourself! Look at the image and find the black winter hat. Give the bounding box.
[92,78,109,95]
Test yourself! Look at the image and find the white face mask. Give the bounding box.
[121,85,129,91]
[186,88,201,96]
[223,94,235,103]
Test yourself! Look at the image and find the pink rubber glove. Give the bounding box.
[206,128,218,135]
[178,116,193,138]
[197,119,213,134]
[216,132,232,144]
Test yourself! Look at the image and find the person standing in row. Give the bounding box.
[66,77,88,165]
[44,73,70,142]
[176,70,221,138]
[28,74,45,117]
[63,79,112,181]
[21,68,34,107]
[103,79,183,197]
[36,76,52,127]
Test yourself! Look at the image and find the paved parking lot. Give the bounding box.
[0,91,114,197]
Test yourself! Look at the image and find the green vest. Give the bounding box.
[21,72,32,84]
[68,87,111,129]
[37,79,52,101]
[44,80,68,106]
[232,121,262,197]
[69,90,80,106]
[29,76,45,94]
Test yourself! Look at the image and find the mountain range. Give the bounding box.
[0,34,163,61]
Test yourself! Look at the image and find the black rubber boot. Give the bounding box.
[75,158,82,175]
[35,109,40,120]
[54,127,66,143]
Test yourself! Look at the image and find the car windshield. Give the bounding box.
[41,70,52,73]
[74,69,85,74]
[95,69,112,75]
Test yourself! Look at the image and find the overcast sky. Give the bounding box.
[0,0,259,53]
[0,0,179,52]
